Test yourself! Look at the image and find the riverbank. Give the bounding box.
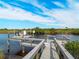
[0,29,79,35]
[0,30,13,34]
[0,29,21,34]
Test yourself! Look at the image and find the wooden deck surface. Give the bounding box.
[51,42,59,59]
[40,42,51,59]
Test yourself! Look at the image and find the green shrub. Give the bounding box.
[0,49,4,59]
[65,41,79,59]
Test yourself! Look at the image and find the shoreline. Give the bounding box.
[0,29,79,35]
[0,33,79,36]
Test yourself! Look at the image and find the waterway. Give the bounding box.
[0,34,21,54]
[0,34,34,59]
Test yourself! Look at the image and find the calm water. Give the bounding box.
[48,34,79,41]
[0,34,36,55]
[56,35,79,41]
[63,35,79,41]
[0,34,21,54]
[0,34,33,59]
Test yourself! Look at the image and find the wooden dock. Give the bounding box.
[8,35,74,59]
[40,40,60,59]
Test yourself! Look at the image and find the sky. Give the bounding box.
[0,0,79,29]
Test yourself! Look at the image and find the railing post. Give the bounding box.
[22,45,25,53]
[7,33,10,54]
[30,40,32,46]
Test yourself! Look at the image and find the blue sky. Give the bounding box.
[0,0,79,29]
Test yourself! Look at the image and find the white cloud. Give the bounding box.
[52,2,65,8]
[74,2,79,10]
[67,0,75,8]
[21,0,79,28]
[0,0,79,28]
[0,8,53,23]
[0,1,14,9]
[0,1,54,24]
[21,0,49,14]
[45,8,79,28]
[37,0,79,28]
[25,0,79,28]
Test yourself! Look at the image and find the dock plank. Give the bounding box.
[40,43,51,59]
[51,42,59,59]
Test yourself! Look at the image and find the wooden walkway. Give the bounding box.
[51,42,59,59]
[40,40,59,59]
[40,42,51,59]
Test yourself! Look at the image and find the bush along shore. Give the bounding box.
[65,41,79,59]
[0,28,79,35]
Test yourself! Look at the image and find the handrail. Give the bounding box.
[10,36,44,41]
[54,38,74,59]
[23,40,45,59]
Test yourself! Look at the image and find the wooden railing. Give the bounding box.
[23,40,45,59]
[54,38,74,59]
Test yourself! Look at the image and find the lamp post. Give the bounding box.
[33,30,35,38]
[22,30,26,54]
[23,30,26,36]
